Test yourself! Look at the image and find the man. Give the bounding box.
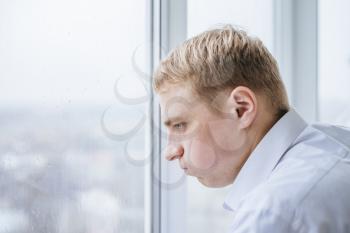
[153,25,350,232]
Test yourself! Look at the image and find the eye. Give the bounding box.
[173,122,186,131]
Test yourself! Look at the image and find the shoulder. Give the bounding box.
[231,167,350,232]
[228,123,350,232]
[229,188,300,232]
[295,123,350,153]
[269,124,350,213]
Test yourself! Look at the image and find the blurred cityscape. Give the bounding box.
[0,105,144,233]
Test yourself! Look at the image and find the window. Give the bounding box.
[318,0,350,126]
[0,1,149,232]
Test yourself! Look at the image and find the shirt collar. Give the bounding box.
[223,109,308,211]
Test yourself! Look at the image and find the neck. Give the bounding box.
[246,108,279,160]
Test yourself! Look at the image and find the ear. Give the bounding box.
[227,86,258,129]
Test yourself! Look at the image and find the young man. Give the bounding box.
[153,25,350,232]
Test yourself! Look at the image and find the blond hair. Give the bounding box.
[153,25,289,118]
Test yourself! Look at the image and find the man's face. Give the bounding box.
[159,84,250,187]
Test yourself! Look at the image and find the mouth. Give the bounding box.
[178,160,191,175]
[183,168,191,175]
[179,161,187,170]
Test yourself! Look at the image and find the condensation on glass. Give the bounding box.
[0,1,149,232]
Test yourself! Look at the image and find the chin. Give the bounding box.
[197,177,231,188]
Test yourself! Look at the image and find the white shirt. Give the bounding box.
[223,110,350,233]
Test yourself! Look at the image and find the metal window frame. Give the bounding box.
[146,0,188,233]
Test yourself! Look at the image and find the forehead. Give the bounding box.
[158,84,199,118]
[159,84,196,104]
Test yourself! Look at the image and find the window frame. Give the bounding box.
[148,0,188,233]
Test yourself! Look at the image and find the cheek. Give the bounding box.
[208,119,246,152]
[187,137,217,170]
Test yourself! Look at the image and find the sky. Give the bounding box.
[0,0,148,106]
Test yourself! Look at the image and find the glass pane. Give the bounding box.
[187,0,274,54]
[318,0,350,126]
[186,0,274,232]
[0,1,149,232]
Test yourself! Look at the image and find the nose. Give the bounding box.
[165,144,184,161]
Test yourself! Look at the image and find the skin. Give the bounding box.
[159,83,277,188]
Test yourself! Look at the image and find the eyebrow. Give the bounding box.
[163,116,185,127]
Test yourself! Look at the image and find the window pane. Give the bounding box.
[318,0,350,126]
[0,1,148,232]
[187,0,275,53]
[187,1,274,232]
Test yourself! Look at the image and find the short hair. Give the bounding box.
[153,25,289,118]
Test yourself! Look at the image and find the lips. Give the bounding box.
[180,165,188,171]
[178,160,191,175]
